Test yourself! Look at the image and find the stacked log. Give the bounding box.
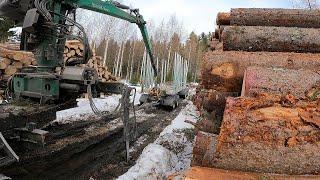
[0,45,36,99]
[200,51,320,92]
[64,40,118,82]
[63,40,84,64]
[199,93,320,175]
[86,55,119,82]
[169,166,320,179]
[0,46,36,77]
[217,8,320,28]
[242,66,320,98]
[193,8,320,174]
[222,26,320,53]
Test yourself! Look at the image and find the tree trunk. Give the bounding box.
[129,41,136,82]
[218,8,320,28]
[201,51,320,92]
[222,26,320,53]
[118,42,125,77]
[103,39,109,67]
[242,66,320,98]
[209,95,320,175]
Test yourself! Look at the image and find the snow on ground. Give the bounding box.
[118,101,200,180]
[55,95,121,123]
[55,90,142,124]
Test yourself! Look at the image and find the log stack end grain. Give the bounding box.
[216,12,230,26]
[64,40,119,83]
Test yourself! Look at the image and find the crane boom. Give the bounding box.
[75,0,157,76]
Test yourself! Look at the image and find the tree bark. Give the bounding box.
[201,51,320,92]
[208,95,320,175]
[217,8,320,28]
[222,26,320,53]
[242,66,320,98]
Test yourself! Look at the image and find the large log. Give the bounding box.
[202,94,320,175]
[222,26,320,53]
[0,47,35,62]
[201,51,320,92]
[217,8,320,28]
[242,66,320,98]
[5,65,17,76]
[0,58,11,70]
[169,167,320,180]
[230,8,320,28]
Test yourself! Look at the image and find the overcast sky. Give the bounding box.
[125,0,293,34]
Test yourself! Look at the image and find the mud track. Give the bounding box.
[3,101,187,180]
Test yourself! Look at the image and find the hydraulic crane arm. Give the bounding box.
[73,0,157,76]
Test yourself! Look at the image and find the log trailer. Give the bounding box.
[0,0,156,167]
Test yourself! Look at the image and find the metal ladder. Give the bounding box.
[0,132,19,167]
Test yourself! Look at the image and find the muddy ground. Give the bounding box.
[3,101,187,180]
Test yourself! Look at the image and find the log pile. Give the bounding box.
[192,8,320,175]
[63,40,84,64]
[86,55,119,82]
[64,40,118,82]
[211,93,319,174]
[0,44,36,99]
[193,92,320,175]
[196,8,320,117]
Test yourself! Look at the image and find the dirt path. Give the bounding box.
[4,101,187,180]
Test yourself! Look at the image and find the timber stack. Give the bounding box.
[192,8,320,177]
[64,40,118,82]
[0,43,36,99]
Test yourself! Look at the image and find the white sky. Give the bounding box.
[125,0,293,34]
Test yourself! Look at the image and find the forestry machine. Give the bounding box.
[0,0,156,167]
[0,0,156,103]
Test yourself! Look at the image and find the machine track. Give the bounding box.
[2,101,187,179]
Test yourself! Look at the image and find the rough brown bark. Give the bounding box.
[169,167,320,180]
[230,8,320,28]
[242,66,320,98]
[201,51,320,92]
[206,94,320,175]
[222,26,320,53]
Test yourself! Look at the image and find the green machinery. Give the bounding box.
[0,0,157,103]
[0,0,157,167]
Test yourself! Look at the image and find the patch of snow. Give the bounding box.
[133,92,142,106]
[54,89,143,124]
[118,101,200,179]
[118,144,177,180]
[55,95,121,123]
